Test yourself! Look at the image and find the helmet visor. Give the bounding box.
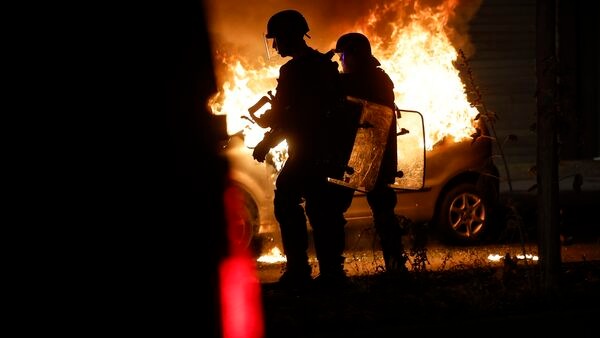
[263,34,279,61]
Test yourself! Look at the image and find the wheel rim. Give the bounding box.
[448,192,486,239]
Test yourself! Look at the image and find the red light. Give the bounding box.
[220,183,264,338]
[219,257,264,338]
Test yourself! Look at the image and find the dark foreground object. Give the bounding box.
[261,261,600,337]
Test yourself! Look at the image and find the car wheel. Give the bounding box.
[438,182,489,245]
[229,184,260,253]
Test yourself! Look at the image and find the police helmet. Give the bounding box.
[266,9,309,39]
[335,32,380,66]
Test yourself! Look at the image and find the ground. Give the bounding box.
[260,258,600,337]
[257,205,600,337]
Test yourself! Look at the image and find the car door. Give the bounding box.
[391,108,426,191]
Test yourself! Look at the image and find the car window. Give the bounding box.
[393,109,426,190]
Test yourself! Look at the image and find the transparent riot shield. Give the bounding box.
[391,109,425,191]
[327,96,395,192]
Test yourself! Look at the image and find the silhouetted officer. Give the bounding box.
[253,10,353,290]
[335,32,408,273]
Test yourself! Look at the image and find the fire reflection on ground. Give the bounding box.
[256,242,600,283]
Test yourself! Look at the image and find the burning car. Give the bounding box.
[223,108,500,256]
[209,0,502,255]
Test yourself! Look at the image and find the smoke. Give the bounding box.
[205,0,482,82]
[204,0,375,63]
[446,0,484,57]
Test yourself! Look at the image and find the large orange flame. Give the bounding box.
[368,0,479,150]
[210,0,479,167]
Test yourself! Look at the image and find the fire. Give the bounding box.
[374,3,480,149]
[256,247,287,264]
[487,253,539,262]
[210,1,479,154]
[209,58,280,146]
[208,1,483,261]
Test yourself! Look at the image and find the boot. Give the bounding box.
[276,260,312,291]
[313,259,350,290]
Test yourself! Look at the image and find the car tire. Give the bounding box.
[229,184,261,255]
[437,182,490,245]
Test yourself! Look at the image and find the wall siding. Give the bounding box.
[468,0,538,179]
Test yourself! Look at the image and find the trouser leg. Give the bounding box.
[274,188,310,272]
[305,184,353,274]
[367,185,407,271]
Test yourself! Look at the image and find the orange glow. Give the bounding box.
[210,1,483,264]
[209,58,280,147]
[210,1,479,158]
[257,247,287,264]
[373,1,480,150]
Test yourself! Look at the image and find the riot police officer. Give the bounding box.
[253,10,353,290]
[335,32,408,273]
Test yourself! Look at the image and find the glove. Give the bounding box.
[255,109,272,128]
[252,139,271,163]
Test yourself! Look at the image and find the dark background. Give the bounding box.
[58,1,597,337]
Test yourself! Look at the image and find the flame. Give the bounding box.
[257,247,287,264]
[372,2,480,149]
[209,57,280,146]
[209,0,480,169]
[487,253,539,262]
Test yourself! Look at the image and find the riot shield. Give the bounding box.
[327,96,395,192]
